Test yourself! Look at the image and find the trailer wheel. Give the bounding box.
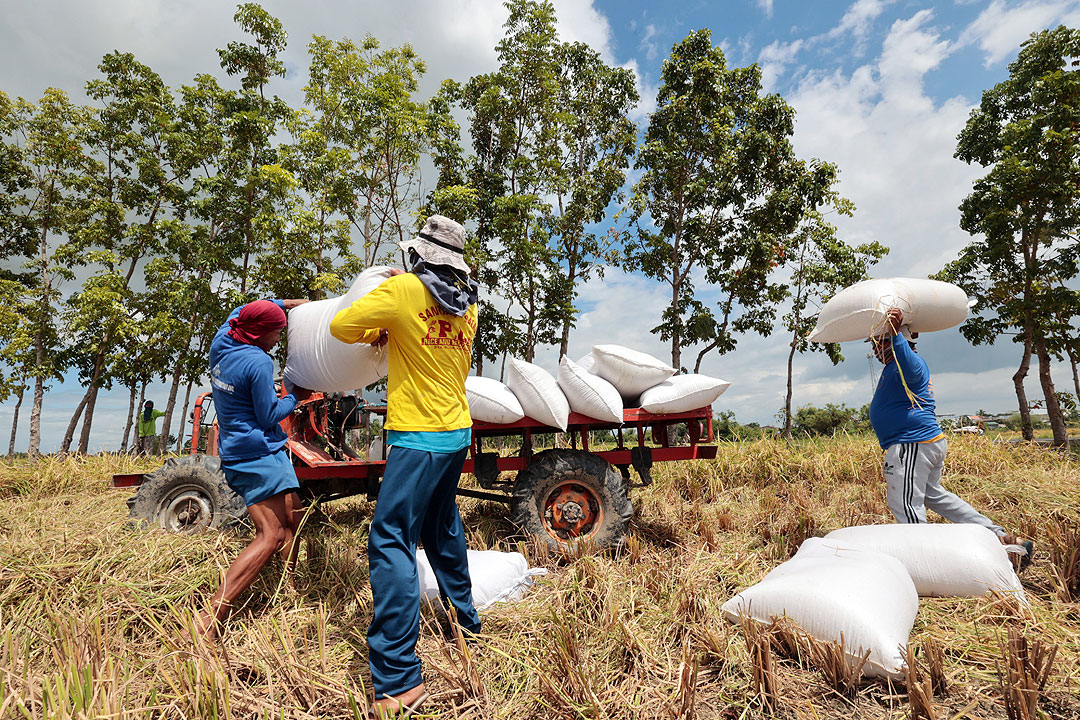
[511,450,632,550]
[128,455,247,533]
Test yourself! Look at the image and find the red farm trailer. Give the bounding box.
[116,389,718,549]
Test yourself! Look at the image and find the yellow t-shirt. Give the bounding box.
[329,273,476,432]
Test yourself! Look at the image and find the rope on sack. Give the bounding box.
[872,299,929,411]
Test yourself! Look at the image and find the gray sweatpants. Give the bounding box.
[883,437,1004,537]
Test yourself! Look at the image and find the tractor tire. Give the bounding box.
[511,449,632,551]
[128,454,248,533]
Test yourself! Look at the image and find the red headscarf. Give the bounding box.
[227,300,287,345]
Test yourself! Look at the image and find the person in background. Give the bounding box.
[868,307,1033,570]
[330,215,480,718]
[136,400,165,455]
[196,297,311,640]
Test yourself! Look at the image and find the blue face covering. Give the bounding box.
[409,250,478,317]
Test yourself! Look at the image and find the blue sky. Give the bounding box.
[2,0,1079,451]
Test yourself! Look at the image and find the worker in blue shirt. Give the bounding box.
[869,307,1032,570]
[197,298,311,640]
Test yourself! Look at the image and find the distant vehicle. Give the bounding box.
[953,425,984,435]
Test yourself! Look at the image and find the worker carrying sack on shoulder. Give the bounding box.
[283,267,394,393]
[808,277,970,344]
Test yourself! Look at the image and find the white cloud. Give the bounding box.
[757,39,804,91]
[0,0,617,109]
[827,0,894,42]
[878,10,953,111]
[757,0,775,19]
[622,58,659,122]
[787,10,973,279]
[960,0,1080,67]
[640,23,660,61]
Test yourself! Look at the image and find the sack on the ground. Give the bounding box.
[507,358,570,430]
[466,376,525,424]
[557,357,623,423]
[721,537,918,679]
[416,548,548,611]
[590,344,676,399]
[638,374,731,414]
[822,524,1025,600]
[283,267,393,392]
[808,277,969,344]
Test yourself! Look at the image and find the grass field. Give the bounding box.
[1,434,1078,719]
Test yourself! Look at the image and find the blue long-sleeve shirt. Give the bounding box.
[868,334,943,449]
[209,300,297,461]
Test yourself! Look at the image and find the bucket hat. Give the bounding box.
[399,215,470,274]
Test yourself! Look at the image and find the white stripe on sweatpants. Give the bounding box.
[883,437,1004,536]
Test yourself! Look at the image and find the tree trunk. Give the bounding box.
[559,260,578,359]
[177,378,195,453]
[1068,345,1080,401]
[161,361,184,455]
[60,350,107,455]
[29,213,53,459]
[120,384,137,454]
[8,387,24,458]
[29,374,44,458]
[783,337,797,440]
[1013,330,1035,442]
[671,274,681,371]
[59,394,87,456]
[1035,336,1068,447]
[693,339,718,374]
[77,384,101,454]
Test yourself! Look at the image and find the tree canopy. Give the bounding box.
[941,25,1080,446]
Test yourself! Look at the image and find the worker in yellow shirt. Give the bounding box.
[330,215,479,717]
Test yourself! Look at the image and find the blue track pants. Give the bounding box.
[367,445,480,697]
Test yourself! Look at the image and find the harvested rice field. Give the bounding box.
[1,434,1078,719]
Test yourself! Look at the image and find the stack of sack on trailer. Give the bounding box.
[721,524,1026,679]
[466,344,731,428]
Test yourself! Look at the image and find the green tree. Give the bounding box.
[0,278,32,456]
[793,403,859,437]
[59,52,193,455]
[436,0,638,365]
[215,2,292,296]
[546,40,638,357]
[264,34,432,301]
[940,26,1080,446]
[451,0,563,363]
[153,3,291,450]
[4,89,89,456]
[629,29,842,373]
[0,91,35,455]
[779,210,887,439]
